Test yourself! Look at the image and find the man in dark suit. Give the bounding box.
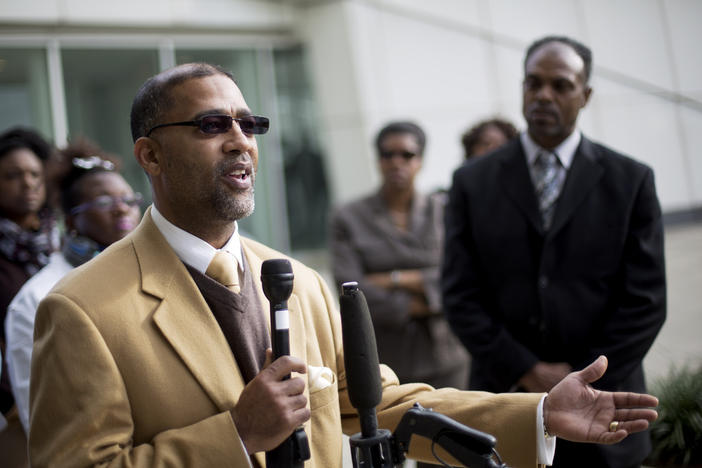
[442,36,666,468]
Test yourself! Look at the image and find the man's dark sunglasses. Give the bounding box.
[379,150,419,160]
[146,114,270,137]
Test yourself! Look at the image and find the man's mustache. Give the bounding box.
[526,104,559,118]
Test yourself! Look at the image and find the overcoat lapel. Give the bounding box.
[134,210,246,413]
[499,148,544,233]
[547,138,603,237]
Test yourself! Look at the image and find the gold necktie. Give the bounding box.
[206,250,240,293]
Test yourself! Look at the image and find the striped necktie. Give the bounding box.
[533,150,561,230]
[206,250,240,293]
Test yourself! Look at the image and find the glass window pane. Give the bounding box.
[274,46,329,251]
[61,48,160,205]
[0,48,53,140]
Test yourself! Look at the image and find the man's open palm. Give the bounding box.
[544,356,658,444]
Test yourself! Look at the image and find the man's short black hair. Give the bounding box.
[0,127,53,162]
[130,62,235,142]
[524,35,593,84]
[374,121,426,156]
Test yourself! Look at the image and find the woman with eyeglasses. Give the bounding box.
[330,123,470,442]
[4,138,142,436]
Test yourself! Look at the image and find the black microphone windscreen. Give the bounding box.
[340,283,383,411]
[261,259,294,304]
[261,258,293,276]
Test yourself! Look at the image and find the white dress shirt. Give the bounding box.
[151,205,243,277]
[521,129,582,196]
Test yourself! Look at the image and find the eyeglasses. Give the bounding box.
[379,150,419,160]
[146,114,270,137]
[72,156,115,171]
[70,193,143,215]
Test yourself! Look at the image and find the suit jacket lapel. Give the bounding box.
[134,209,245,412]
[498,144,544,233]
[548,137,603,237]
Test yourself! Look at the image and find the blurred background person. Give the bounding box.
[0,127,59,466]
[460,117,518,160]
[330,121,469,397]
[443,36,665,467]
[5,138,142,438]
[0,128,58,316]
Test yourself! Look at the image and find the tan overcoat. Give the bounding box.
[28,209,542,467]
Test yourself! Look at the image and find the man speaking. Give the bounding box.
[29,63,657,467]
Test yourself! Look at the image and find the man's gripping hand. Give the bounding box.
[231,349,310,454]
[544,355,658,444]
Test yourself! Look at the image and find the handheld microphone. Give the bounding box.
[340,282,393,467]
[261,259,310,468]
[262,259,294,364]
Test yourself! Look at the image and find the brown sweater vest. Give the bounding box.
[185,257,270,384]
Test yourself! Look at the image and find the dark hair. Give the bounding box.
[57,138,121,215]
[374,121,426,156]
[461,118,518,158]
[130,62,236,142]
[0,127,53,163]
[524,35,593,84]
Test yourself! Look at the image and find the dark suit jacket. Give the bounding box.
[442,135,666,466]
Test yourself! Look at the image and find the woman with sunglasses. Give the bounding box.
[4,139,142,435]
[330,122,470,437]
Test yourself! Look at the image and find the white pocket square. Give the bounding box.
[308,365,334,392]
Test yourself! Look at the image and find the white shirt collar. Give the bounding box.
[150,205,243,274]
[520,130,582,169]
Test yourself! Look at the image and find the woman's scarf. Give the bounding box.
[62,233,104,268]
[0,210,59,275]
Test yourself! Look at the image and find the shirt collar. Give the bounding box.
[520,130,581,169]
[150,205,243,274]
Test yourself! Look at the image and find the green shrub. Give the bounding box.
[646,364,702,467]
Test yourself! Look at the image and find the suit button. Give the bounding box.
[538,275,549,289]
[529,316,538,326]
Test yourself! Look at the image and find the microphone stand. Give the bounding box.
[390,403,507,468]
[348,403,507,468]
[340,283,507,468]
[262,259,311,468]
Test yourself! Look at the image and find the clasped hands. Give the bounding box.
[231,351,657,454]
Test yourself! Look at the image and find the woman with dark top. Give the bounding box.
[330,121,469,390]
[0,127,59,423]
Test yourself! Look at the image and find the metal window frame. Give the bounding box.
[0,30,295,251]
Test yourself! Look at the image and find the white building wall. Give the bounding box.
[1,0,700,211]
[298,0,702,213]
